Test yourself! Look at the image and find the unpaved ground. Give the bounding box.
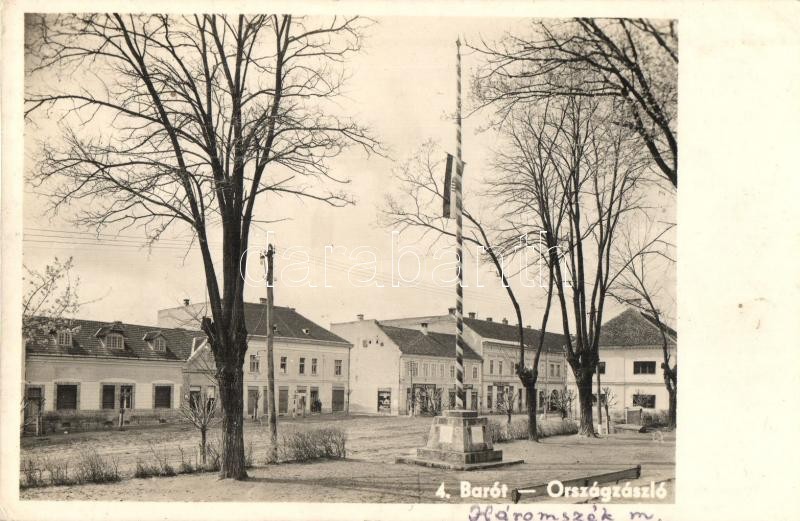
[20,418,675,503]
[21,414,437,474]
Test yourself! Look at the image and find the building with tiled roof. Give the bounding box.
[23,317,203,434]
[374,309,569,414]
[331,317,483,415]
[566,307,677,415]
[158,300,351,418]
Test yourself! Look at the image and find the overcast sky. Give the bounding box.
[23,15,676,332]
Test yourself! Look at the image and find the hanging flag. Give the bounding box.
[442,154,465,219]
[442,154,454,218]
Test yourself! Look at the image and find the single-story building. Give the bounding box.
[23,318,199,433]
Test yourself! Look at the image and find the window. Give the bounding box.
[280,356,287,374]
[334,359,342,376]
[299,357,305,375]
[633,361,657,375]
[489,360,494,374]
[153,385,172,409]
[119,385,133,409]
[56,384,78,410]
[423,363,428,377]
[362,339,368,348]
[57,329,72,347]
[250,354,260,373]
[101,385,116,409]
[598,362,606,374]
[487,387,493,410]
[189,386,202,409]
[472,366,478,379]
[450,365,455,378]
[556,364,561,377]
[407,361,417,377]
[154,336,166,352]
[107,333,124,349]
[633,394,656,408]
[206,386,217,412]
[498,361,503,375]
[439,364,444,377]
[311,358,318,376]
[549,363,555,377]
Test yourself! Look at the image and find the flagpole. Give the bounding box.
[454,37,465,410]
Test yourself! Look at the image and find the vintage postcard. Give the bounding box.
[1,1,798,521]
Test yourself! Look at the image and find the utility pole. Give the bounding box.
[261,245,278,462]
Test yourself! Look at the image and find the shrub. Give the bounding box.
[134,458,161,479]
[148,444,176,476]
[20,457,45,488]
[642,409,669,427]
[43,458,75,486]
[487,417,579,443]
[75,448,121,484]
[278,426,347,462]
[177,447,200,474]
[205,439,221,472]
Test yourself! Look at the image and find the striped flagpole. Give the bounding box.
[454,37,465,410]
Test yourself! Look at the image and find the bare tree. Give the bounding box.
[601,386,618,434]
[25,14,379,479]
[611,221,677,429]
[496,388,520,424]
[473,18,678,187]
[486,94,660,436]
[553,387,576,420]
[21,256,86,435]
[382,141,558,441]
[22,256,81,340]
[179,391,219,466]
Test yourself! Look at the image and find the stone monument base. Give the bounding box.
[395,409,524,471]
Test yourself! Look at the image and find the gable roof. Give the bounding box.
[242,303,349,344]
[378,324,482,360]
[463,317,566,353]
[599,308,677,347]
[25,317,202,361]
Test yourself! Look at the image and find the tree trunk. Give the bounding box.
[668,386,677,430]
[576,374,596,436]
[526,384,538,441]
[596,367,603,432]
[218,365,247,479]
[201,427,207,465]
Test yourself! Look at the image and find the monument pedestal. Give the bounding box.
[396,409,524,470]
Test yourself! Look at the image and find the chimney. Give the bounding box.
[183,298,190,306]
[486,317,493,322]
[357,314,364,321]
[420,322,429,335]
[448,307,456,315]
[259,297,267,304]
[502,318,508,325]
[468,312,476,319]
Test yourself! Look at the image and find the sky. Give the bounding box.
[22,15,676,333]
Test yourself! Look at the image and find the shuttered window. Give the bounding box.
[56,384,78,410]
[101,385,116,409]
[153,385,172,409]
